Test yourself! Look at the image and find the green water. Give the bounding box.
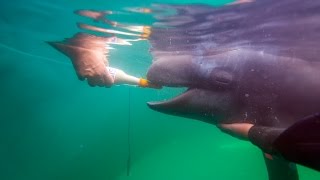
[0,0,319,180]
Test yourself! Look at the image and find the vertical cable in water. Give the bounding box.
[127,88,131,176]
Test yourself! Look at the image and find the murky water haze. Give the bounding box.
[0,0,319,179]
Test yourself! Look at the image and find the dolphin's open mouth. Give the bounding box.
[144,58,235,123]
[145,78,233,123]
[145,55,199,108]
[147,87,192,109]
[146,87,202,118]
[145,59,234,110]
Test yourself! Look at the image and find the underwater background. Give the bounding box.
[0,0,319,180]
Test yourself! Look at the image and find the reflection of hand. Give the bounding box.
[217,123,254,140]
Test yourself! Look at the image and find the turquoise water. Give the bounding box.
[0,0,319,180]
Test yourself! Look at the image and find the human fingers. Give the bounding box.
[102,72,114,88]
[217,123,254,140]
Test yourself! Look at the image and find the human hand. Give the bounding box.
[66,44,114,87]
[48,33,115,87]
[217,123,254,140]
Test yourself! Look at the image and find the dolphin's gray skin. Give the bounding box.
[146,0,320,179]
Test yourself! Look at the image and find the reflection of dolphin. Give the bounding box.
[146,1,320,179]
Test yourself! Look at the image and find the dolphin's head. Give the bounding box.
[144,1,320,126]
[146,51,241,124]
[146,46,320,126]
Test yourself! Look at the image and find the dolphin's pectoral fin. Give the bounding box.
[273,113,320,171]
[263,153,298,180]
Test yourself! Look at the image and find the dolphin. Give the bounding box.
[145,0,320,179]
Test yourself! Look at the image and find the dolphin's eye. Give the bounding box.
[211,68,233,85]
